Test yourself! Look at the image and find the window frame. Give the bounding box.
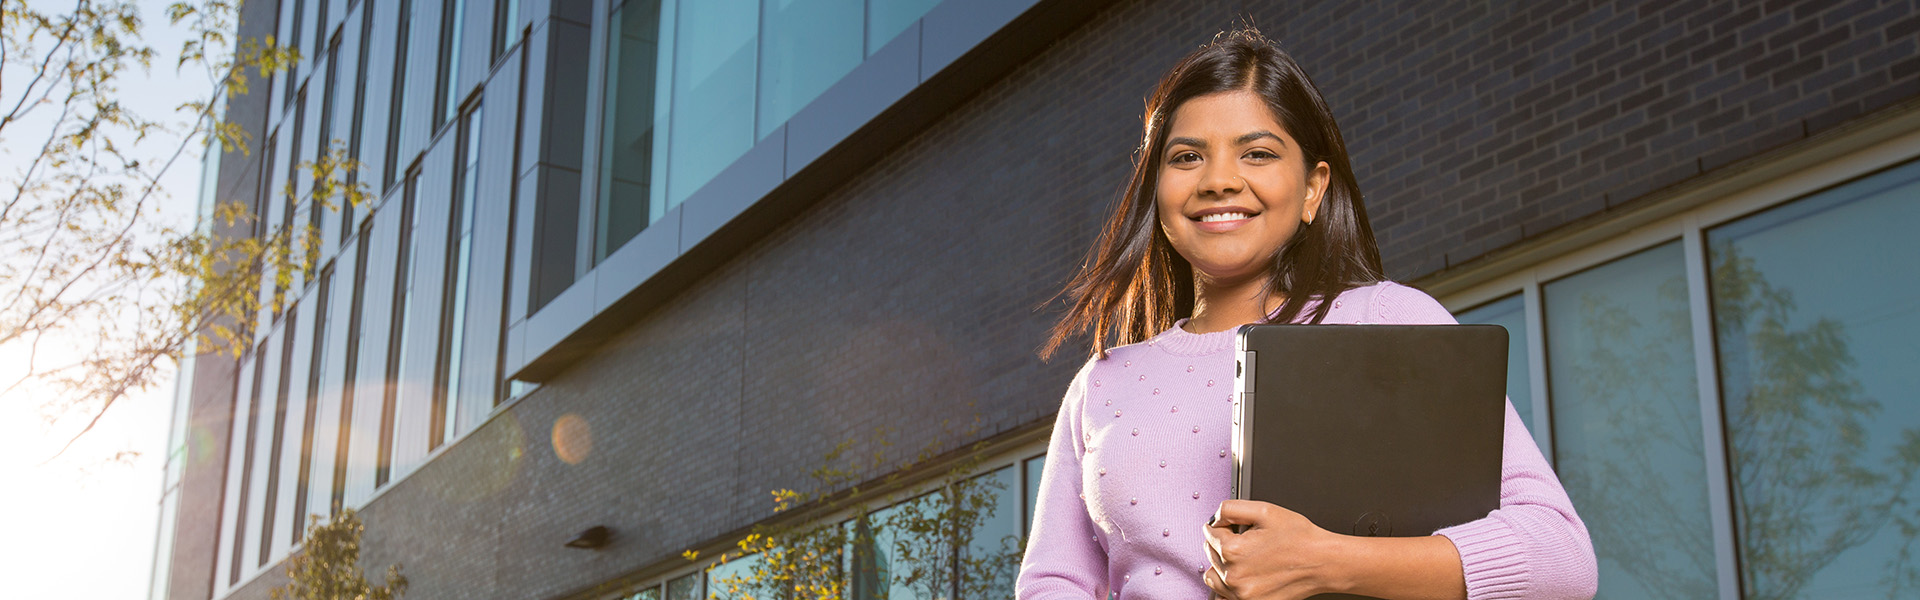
[599,437,1050,600]
[1434,113,1920,600]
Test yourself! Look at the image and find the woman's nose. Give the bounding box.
[1200,164,1244,196]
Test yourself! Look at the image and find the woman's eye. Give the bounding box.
[1245,150,1278,160]
[1169,151,1201,164]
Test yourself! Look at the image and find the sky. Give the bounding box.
[0,1,223,598]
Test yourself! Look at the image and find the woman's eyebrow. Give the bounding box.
[1165,131,1285,151]
[1166,136,1206,150]
[1235,130,1283,146]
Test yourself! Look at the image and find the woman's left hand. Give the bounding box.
[1201,499,1345,600]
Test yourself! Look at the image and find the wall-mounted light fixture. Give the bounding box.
[565,525,613,550]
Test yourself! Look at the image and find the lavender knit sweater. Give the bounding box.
[1016,282,1598,600]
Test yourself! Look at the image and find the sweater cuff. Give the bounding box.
[1437,517,1531,600]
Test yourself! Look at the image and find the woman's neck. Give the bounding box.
[1184,274,1283,334]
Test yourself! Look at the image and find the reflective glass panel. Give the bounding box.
[1709,159,1920,599]
[598,0,666,259]
[664,572,699,600]
[1455,294,1540,447]
[758,0,863,140]
[1023,455,1044,537]
[625,587,660,600]
[1544,241,1716,599]
[867,0,940,56]
[706,553,763,600]
[667,0,757,207]
[852,495,947,600]
[961,466,1021,597]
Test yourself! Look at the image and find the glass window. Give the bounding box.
[1543,241,1716,599]
[852,497,949,600]
[705,553,764,600]
[384,0,416,190]
[664,572,700,600]
[261,303,302,565]
[284,0,306,101]
[625,586,660,600]
[293,267,334,542]
[629,584,668,600]
[597,0,667,259]
[438,0,466,128]
[436,104,484,447]
[866,0,939,56]
[1709,159,1920,599]
[757,0,862,141]
[961,466,1021,597]
[333,222,372,515]
[667,0,757,207]
[1455,294,1539,445]
[345,3,376,242]
[232,344,271,582]
[377,171,422,488]
[1023,454,1044,537]
[494,0,524,59]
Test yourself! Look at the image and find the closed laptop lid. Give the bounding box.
[1231,324,1506,553]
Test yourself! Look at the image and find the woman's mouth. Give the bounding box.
[1199,212,1252,222]
[1193,211,1256,232]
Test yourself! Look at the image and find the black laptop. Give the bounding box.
[1232,324,1507,600]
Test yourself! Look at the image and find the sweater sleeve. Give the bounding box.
[1369,282,1600,600]
[1015,359,1109,600]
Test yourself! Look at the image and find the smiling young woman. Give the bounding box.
[1020,28,1598,600]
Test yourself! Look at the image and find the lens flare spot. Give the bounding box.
[553,413,592,465]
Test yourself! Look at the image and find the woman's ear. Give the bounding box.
[1303,161,1331,224]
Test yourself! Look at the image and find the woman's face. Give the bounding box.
[1156,90,1329,286]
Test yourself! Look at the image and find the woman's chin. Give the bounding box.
[1188,261,1269,286]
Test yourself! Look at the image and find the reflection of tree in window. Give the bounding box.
[1712,243,1920,599]
[710,460,1024,599]
[1547,242,1717,599]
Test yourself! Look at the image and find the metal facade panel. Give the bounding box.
[509,167,537,323]
[210,354,255,593]
[267,301,318,562]
[355,0,399,202]
[390,137,458,479]
[305,253,355,526]
[457,63,523,433]
[240,328,282,574]
[458,0,493,108]
[344,204,403,508]
[397,0,440,179]
[515,21,550,182]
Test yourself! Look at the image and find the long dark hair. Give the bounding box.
[1042,27,1385,360]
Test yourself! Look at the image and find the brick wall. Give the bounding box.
[212,0,1920,598]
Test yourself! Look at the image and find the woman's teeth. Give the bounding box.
[1199,212,1251,222]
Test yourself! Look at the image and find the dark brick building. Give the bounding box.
[153,0,1920,598]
